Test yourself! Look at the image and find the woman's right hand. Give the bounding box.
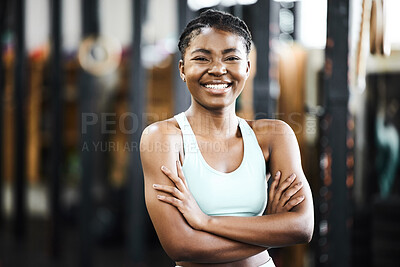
[266,171,305,214]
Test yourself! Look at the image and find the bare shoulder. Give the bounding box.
[245,118,294,135]
[141,117,181,141]
[140,117,184,182]
[140,117,183,152]
[244,118,295,149]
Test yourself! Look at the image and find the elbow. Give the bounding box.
[291,226,313,245]
[163,242,190,262]
[299,221,314,244]
[305,228,313,243]
[164,248,184,262]
[291,215,314,244]
[162,236,197,262]
[305,222,314,243]
[158,225,203,262]
[298,226,313,244]
[166,238,210,262]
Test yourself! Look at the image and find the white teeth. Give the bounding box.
[204,84,229,89]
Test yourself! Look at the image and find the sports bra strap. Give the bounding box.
[174,112,197,156]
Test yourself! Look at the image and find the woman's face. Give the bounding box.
[179,27,250,110]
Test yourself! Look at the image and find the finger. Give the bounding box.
[161,165,186,191]
[279,181,303,207]
[266,173,271,182]
[283,195,305,211]
[268,171,281,214]
[157,195,183,208]
[176,160,188,188]
[153,184,184,199]
[274,173,296,203]
[268,171,281,203]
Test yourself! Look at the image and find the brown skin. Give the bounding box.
[140,27,314,266]
[179,27,250,112]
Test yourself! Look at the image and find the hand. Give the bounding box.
[153,160,210,230]
[267,171,305,214]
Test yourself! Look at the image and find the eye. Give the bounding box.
[226,56,240,61]
[192,57,208,61]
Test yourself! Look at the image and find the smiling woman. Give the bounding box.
[140,9,314,267]
[180,27,249,108]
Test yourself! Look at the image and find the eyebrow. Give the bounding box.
[191,48,211,55]
[191,48,241,55]
[222,48,240,54]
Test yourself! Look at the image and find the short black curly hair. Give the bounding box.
[178,9,252,59]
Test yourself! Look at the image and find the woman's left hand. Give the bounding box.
[153,160,210,230]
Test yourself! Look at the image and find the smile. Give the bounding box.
[204,83,229,89]
[202,83,232,95]
[201,82,233,94]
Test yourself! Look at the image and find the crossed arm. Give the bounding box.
[141,122,266,263]
[140,120,314,263]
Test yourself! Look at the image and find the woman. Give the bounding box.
[140,10,314,267]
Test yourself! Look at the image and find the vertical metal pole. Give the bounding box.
[79,75,95,267]
[13,0,27,240]
[233,4,243,19]
[318,0,351,266]
[82,0,99,36]
[79,0,99,266]
[127,0,146,263]
[250,0,272,119]
[292,2,298,41]
[174,0,191,114]
[50,0,63,258]
[0,0,8,226]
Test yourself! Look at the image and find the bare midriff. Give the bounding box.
[176,250,270,267]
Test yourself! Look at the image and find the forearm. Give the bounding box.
[202,211,313,248]
[173,227,266,263]
[141,126,268,263]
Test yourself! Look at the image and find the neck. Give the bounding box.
[185,101,239,138]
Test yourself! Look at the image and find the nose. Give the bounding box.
[208,61,227,76]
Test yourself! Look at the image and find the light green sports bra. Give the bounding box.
[174,112,268,217]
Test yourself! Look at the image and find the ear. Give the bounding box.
[179,60,185,81]
[245,60,251,78]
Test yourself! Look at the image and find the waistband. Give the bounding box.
[259,257,276,267]
[175,257,275,267]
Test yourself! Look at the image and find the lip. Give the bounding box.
[201,80,232,84]
[201,82,232,95]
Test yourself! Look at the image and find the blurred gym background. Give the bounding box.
[1,0,400,266]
